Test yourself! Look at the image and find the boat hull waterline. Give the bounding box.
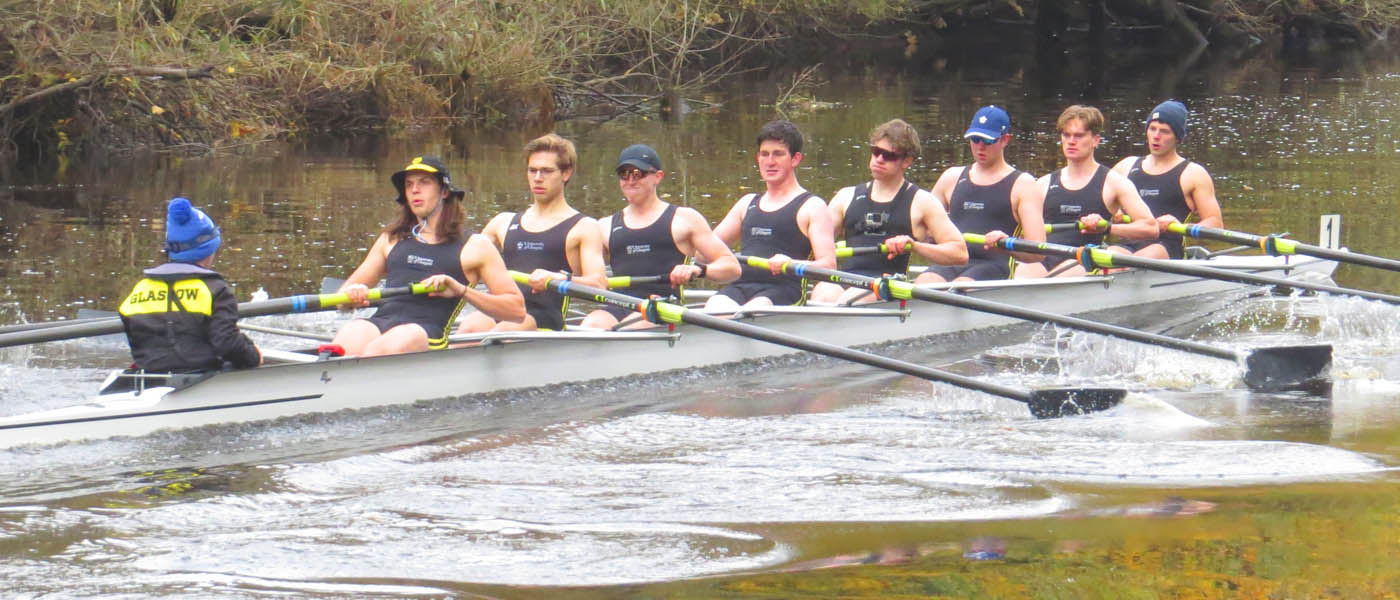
[0,255,1339,448]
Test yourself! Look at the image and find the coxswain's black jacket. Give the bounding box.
[118,262,260,372]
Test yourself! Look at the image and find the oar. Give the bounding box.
[0,284,435,349]
[835,243,907,258]
[741,256,1332,392]
[965,233,1400,305]
[1045,215,1133,234]
[509,271,1126,419]
[1168,223,1400,273]
[0,315,117,336]
[605,274,669,288]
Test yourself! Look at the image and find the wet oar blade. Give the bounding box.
[1027,388,1128,418]
[1242,344,1333,393]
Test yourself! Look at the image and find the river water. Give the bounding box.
[2,37,1398,597]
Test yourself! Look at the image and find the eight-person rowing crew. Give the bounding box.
[119,99,1223,370]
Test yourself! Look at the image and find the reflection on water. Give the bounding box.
[2,37,1400,598]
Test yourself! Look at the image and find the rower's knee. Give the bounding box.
[578,310,618,330]
[809,281,843,303]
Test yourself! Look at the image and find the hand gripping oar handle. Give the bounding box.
[510,270,1126,418]
[0,284,435,349]
[740,255,1332,393]
[1045,215,1133,234]
[1168,222,1400,273]
[965,233,1400,306]
[835,242,913,258]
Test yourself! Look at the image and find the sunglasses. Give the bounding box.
[968,136,1002,146]
[870,146,906,162]
[617,168,656,182]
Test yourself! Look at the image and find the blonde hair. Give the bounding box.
[523,133,577,174]
[1057,105,1105,136]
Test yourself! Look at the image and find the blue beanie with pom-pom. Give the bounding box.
[164,197,221,263]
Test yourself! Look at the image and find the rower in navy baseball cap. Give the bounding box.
[616,143,662,173]
[964,105,1012,141]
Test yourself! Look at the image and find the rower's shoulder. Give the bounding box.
[1110,155,1139,173]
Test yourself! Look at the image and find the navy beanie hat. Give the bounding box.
[1147,100,1188,140]
[164,197,222,263]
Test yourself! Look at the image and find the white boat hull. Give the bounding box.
[0,255,1340,448]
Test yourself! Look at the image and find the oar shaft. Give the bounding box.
[511,271,1032,403]
[1169,223,1400,273]
[835,243,910,258]
[0,315,117,336]
[606,274,669,288]
[0,284,432,349]
[968,233,1400,305]
[744,256,1237,362]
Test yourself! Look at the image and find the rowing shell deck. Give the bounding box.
[0,254,1339,449]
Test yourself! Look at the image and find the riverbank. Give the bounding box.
[1,0,1395,166]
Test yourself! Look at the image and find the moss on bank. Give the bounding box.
[0,0,1395,163]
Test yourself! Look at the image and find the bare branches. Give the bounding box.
[0,65,214,116]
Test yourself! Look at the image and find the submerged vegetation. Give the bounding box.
[0,0,1396,163]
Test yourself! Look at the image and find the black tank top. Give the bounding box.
[739,192,815,284]
[842,180,916,276]
[1044,165,1111,247]
[1128,157,1193,259]
[948,167,1023,260]
[608,204,686,299]
[503,211,586,327]
[374,235,468,341]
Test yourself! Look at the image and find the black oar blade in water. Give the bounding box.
[1026,388,1128,419]
[1242,344,1333,392]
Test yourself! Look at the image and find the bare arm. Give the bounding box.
[930,167,961,211]
[711,194,754,247]
[799,195,837,270]
[826,186,855,242]
[907,189,967,266]
[1098,171,1157,240]
[993,173,1048,263]
[1182,163,1223,229]
[566,216,608,289]
[422,234,526,323]
[338,233,392,307]
[676,207,740,285]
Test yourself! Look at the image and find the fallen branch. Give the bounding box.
[0,65,216,117]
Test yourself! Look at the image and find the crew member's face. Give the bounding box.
[403,172,444,218]
[868,138,912,179]
[967,135,1005,165]
[1146,121,1178,156]
[526,151,569,202]
[617,166,662,203]
[1059,119,1099,161]
[755,140,800,185]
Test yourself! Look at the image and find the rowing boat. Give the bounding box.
[0,253,1340,449]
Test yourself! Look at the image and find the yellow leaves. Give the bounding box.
[226,66,236,74]
[229,121,257,138]
[151,104,166,115]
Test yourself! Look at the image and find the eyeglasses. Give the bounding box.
[968,136,1001,146]
[528,166,559,178]
[616,168,655,182]
[870,146,905,162]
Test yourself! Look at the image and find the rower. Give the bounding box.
[1015,105,1158,279]
[332,156,525,356]
[119,197,262,371]
[1110,100,1223,259]
[810,118,967,304]
[705,119,837,310]
[458,133,607,332]
[578,143,740,329]
[918,105,1047,282]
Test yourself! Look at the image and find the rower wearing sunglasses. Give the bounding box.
[705,120,837,310]
[809,119,967,305]
[577,144,740,329]
[919,105,1047,282]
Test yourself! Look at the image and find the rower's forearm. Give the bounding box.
[706,256,742,283]
[468,290,527,323]
[1114,222,1159,240]
[915,241,968,266]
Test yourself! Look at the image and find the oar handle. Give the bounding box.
[1045,215,1132,233]
[835,242,913,258]
[606,274,670,288]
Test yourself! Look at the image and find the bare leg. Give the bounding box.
[1132,242,1170,260]
[914,270,948,284]
[330,319,382,356]
[703,293,741,312]
[457,311,497,333]
[360,323,429,357]
[809,281,845,303]
[578,309,619,330]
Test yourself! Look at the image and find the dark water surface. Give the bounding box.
[2,39,1399,597]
